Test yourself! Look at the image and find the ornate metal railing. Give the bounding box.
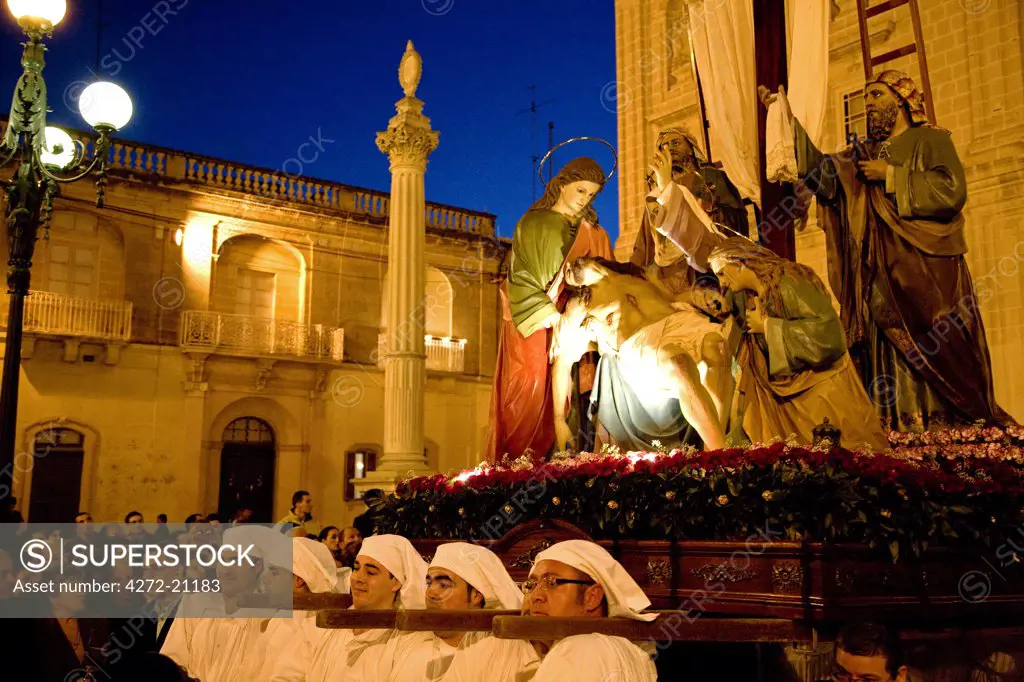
[0,291,132,341]
[377,332,466,373]
[180,311,344,361]
[0,118,497,235]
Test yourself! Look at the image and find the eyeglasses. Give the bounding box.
[521,576,594,595]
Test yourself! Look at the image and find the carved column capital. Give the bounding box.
[376,119,439,168]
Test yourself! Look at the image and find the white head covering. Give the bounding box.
[429,542,523,610]
[293,538,340,593]
[533,540,656,621]
[222,525,292,571]
[358,534,428,609]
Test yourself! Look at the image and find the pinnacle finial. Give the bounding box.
[399,40,422,99]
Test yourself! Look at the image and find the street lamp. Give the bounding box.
[0,0,133,479]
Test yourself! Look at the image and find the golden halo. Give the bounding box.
[538,136,618,187]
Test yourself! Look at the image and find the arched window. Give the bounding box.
[223,417,275,444]
[29,428,85,522]
[214,236,304,323]
[219,417,276,522]
[424,267,453,337]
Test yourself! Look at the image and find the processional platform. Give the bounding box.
[374,424,1024,628]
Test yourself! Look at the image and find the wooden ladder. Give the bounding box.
[855,0,936,125]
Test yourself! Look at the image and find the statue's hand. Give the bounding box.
[745,296,766,334]
[554,419,576,452]
[649,148,674,193]
[758,84,786,109]
[857,159,889,183]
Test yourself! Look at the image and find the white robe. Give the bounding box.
[441,635,540,682]
[384,631,458,682]
[302,627,399,682]
[254,613,313,680]
[267,614,326,681]
[531,634,657,682]
[161,615,266,681]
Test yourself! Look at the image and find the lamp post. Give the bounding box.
[0,0,133,482]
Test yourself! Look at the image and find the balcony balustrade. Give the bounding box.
[180,311,344,362]
[1,290,132,341]
[0,120,496,237]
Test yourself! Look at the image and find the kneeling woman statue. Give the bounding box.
[707,238,888,451]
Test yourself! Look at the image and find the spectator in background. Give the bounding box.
[152,513,171,540]
[206,513,221,527]
[231,507,253,526]
[276,490,322,538]
[125,510,148,541]
[75,512,95,542]
[340,527,362,570]
[318,526,344,567]
[827,622,908,682]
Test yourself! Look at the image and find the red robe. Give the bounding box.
[485,211,612,464]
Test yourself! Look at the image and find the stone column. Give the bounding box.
[358,41,439,494]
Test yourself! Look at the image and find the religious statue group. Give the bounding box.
[486,70,1012,465]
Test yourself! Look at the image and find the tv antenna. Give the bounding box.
[516,85,556,201]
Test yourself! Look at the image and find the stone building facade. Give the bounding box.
[0,129,507,527]
[613,0,1024,422]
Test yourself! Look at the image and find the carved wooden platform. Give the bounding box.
[408,519,1024,621]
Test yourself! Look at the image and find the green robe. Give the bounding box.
[795,122,1010,429]
[759,276,846,378]
[735,275,888,451]
[507,209,582,337]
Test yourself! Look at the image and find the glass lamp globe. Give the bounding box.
[6,0,66,29]
[40,126,75,169]
[79,82,133,131]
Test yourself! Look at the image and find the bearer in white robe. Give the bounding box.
[161,525,292,681]
[526,540,658,682]
[388,542,530,682]
[258,537,342,680]
[286,534,427,682]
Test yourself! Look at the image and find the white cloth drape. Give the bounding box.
[687,0,761,205]
[766,94,798,183]
[687,0,830,200]
[785,0,830,145]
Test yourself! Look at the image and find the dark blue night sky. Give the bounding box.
[0,0,620,240]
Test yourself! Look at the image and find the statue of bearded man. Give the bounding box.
[760,71,1013,430]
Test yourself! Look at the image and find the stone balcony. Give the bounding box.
[0,120,496,238]
[180,311,344,363]
[0,290,133,363]
[377,332,467,373]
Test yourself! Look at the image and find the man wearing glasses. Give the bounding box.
[827,622,908,682]
[525,540,657,682]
